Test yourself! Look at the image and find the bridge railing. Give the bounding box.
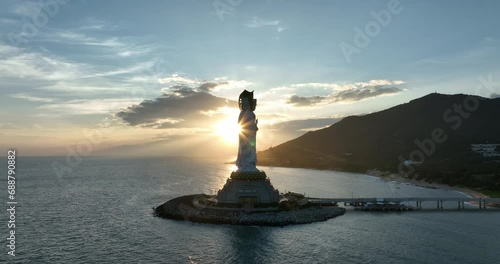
[307,197,500,210]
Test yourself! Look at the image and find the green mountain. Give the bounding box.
[258,93,500,189]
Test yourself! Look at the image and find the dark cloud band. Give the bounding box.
[286,86,403,107]
[116,82,236,128]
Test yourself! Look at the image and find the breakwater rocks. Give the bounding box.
[154,194,346,226]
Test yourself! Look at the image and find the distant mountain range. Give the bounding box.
[258,93,500,190]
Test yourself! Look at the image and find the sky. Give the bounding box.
[1,0,499,158]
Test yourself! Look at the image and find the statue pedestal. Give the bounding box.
[217,171,280,207]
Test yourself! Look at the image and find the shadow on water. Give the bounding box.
[227,226,278,263]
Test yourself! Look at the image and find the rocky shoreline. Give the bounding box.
[154,194,346,226]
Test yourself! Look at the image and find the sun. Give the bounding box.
[214,118,241,145]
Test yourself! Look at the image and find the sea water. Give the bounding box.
[1,156,499,263]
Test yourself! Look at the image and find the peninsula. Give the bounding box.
[258,93,500,197]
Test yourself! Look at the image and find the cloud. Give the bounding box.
[76,18,110,31]
[0,123,19,129]
[491,93,500,99]
[117,45,153,57]
[292,83,356,91]
[355,80,405,87]
[44,31,125,47]
[37,82,131,94]
[262,118,340,132]
[247,17,281,28]
[286,80,404,107]
[211,80,252,91]
[9,1,42,16]
[39,98,143,115]
[9,93,55,103]
[291,80,404,90]
[0,43,82,82]
[10,39,156,98]
[0,18,18,25]
[331,86,401,102]
[30,123,43,129]
[0,41,164,99]
[159,75,250,92]
[116,82,237,129]
[159,74,198,85]
[0,42,20,55]
[82,61,154,78]
[287,95,328,106]
[13,21,153,62]
[246,17,285,33]
[199,82,220,92]
[287,86,402,106]
[152,128,213,139]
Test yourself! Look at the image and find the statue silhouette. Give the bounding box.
[236,90,259,172]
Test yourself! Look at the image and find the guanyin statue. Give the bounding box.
[217,90,279,204]
[236,90,259,172]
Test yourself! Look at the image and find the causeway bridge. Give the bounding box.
[308,197,500,210]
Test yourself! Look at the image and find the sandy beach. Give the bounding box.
[365,169,500,207]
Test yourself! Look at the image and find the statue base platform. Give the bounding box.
[154,194,346,226]
[230,170,267,180]
[217,170,280,206]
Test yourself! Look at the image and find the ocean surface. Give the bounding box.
[1,156,500,264]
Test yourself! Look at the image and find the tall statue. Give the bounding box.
[236,90,259,172]
[218,90,279,205]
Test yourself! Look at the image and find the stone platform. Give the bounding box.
[217,171,280,206]
[154,194,346,227]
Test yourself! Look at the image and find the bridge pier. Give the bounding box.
[479,199,486,210]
